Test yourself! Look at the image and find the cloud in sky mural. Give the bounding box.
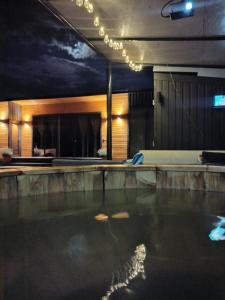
[0,0,107,100]
[0,0,152,100]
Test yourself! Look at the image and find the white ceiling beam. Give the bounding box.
[153,66,225,79]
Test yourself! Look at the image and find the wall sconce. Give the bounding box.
[117,116,122,123]
[112,114,127,120]
[22,120,32,124]
[0,119,9,125]
[21,120,32,127]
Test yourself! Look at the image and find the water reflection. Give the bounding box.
[102,244,146,300]
[95,211,130,222]
[209,216,225,241]
[66,234,90,261]
[1,190,225,299]
[95,213,109,221]
[112,211,130,219]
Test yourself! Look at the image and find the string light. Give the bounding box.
[84,0,89,9]
[122,49,126,57]
[119,42,123,50]
[104,34,109,44]
[72,0,143,71]
[109,39,114,48]
[125,55,129,63]
[87,3,94,13]
[94,16,100,27]
[99,26,105,37]
[75,0,83,7]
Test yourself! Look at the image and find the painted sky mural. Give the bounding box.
[0,0,152,100]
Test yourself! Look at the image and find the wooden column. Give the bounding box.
[107,63,112,160]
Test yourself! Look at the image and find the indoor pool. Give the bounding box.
[1,189,225,300]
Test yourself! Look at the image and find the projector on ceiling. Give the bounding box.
[169,0,194,20]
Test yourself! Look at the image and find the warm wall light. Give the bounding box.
[117,116,122,123]
[24,115,31,122]
[0,114,8,121]
[24,122,31,129]
[112,114,126,122]
[22,119,32,127]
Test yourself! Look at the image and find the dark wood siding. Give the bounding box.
[154,73,225,150]
[129,90,154,156]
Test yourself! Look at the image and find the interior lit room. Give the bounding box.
[0,0,225,299]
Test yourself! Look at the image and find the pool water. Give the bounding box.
[1,189,225,300]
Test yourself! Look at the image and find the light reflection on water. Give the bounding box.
[209,216,225,241]
[102,244,146,300]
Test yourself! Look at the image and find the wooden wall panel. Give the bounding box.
[0,102,9,121]
[112,118,128,161]
[0,102,9,149]
[112,93,129,115]
[12,124,19,155]
[20,93,129,159]
[154,73,225,150]
[21,101,107,121]
[0,123,8,149]
[21,124,33,157]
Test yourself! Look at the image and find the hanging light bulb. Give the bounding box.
[76,0,83,6]
[109,39,114,48]
[125,55,129,63]
[139,64,143,71]
[104,34,109,44]
[131,64,136,70]
[129,61,133,67]
[84,0,89,9]
[113,42,119,50]
[122,49,126,57]
[94,16,100,27]
[119,42,123,50]
[87,2,94,13]
[99,26,105,37]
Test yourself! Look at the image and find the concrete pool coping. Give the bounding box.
[0,164,225,199]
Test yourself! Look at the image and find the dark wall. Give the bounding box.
[129,90,154,157]
[112,64,153,93]
[154,73,225,150]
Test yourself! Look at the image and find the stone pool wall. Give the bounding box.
[0,164,225,199]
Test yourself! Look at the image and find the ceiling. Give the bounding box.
[45,0,225,68]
